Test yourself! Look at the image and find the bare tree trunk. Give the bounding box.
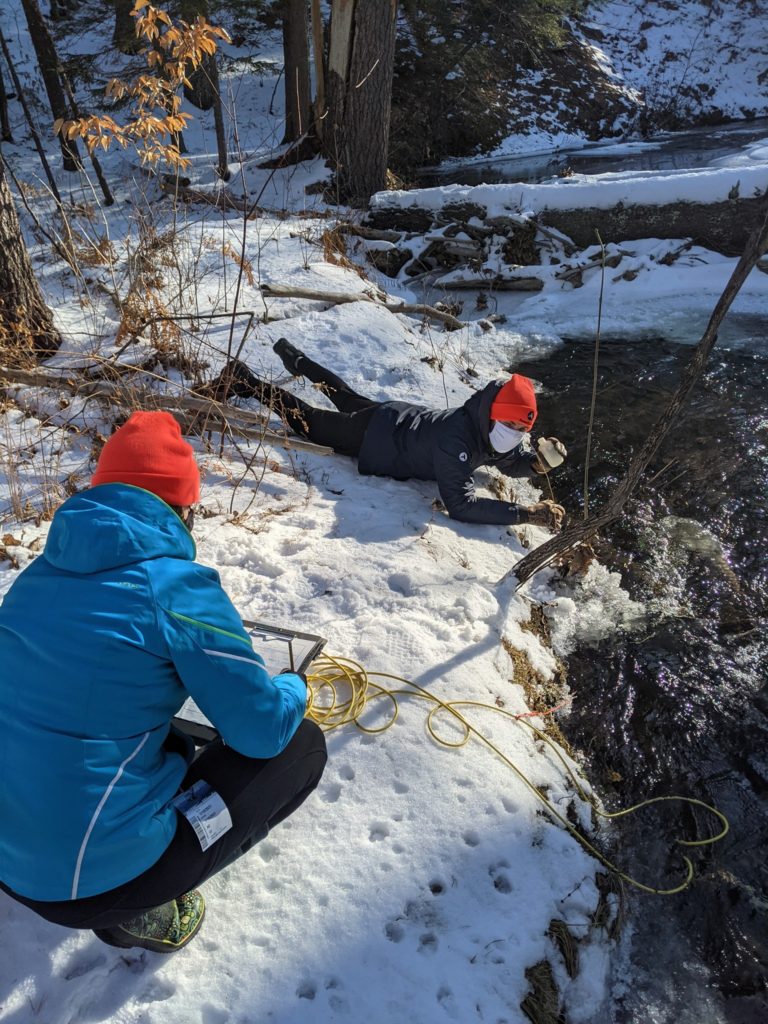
[209,54,229,180]
[310,0,326,140]
[180,0,215,109]
[113,0,142,54]
[172,1,228,174]
[325,0,398,206]
[0,160,61,362]
[20,0,81,171]
[281,0,311,144]
[508,193,768,588]
[0,29,61,203]
[0,58,12,142]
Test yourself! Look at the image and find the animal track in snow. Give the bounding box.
[393,779,410,794]
[489,861,513,894]
[436,985,458,1017]
[369,822,390,842]
[63,954,106,981]
[297,980,316,1000]
[325,977,349,1012]
[385,921,405,943]
[144,979,175,1002]
[418,931,438,954]
[321,783,342,803]
[339,764,356,781]
[258,842,280,863]
[501,795,517,814]
[201,1005,229,1024]
[462,829,480,847]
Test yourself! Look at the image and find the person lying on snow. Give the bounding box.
[0,411,326,954]
[215,340,567,531]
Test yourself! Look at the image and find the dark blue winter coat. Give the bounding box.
[357,380,537,524]
[0,484,307,902]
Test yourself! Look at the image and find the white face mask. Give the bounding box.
[489,422,526,454]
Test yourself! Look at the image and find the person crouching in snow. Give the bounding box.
[215,340,567,531]
[0,411,326,954]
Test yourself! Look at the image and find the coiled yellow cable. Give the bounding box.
[305,653,729,896]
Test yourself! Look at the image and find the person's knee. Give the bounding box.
[279,720,327,796]
[294,719,328,781]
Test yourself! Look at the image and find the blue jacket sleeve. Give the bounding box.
[149,559,307,758]
[433,444,531,525]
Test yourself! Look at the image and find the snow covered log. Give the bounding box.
[537,195,765,255]
[368,166,768,256]
[367,194,764,256]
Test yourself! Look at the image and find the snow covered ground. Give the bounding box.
[1,3,766,1022]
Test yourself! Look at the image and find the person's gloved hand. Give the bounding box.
[280,667,308,685]
[524,500,566,531]
[532,437,567,474]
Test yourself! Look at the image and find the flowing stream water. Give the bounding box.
[518,339,768,1023]
[420,118,768,187]
[424,118,768,1019]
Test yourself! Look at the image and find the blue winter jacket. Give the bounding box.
[357,380,538,524]
[0,484,307,902]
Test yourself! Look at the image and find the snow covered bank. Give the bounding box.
[1,273,622,1023]
[373,163,768,216]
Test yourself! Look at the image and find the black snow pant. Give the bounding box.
[243,353,381,456]
[0,720,327,931]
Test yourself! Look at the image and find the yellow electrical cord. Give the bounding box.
[304,653,729,896]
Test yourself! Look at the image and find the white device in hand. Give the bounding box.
[537,437,566,469]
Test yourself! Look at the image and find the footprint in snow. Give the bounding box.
[489,862,513,894]
[297,980,316,1000]
[369,822,389,842]
[321,782,342,803]
[325,977,349,1012]
[63,953,106,981]
[436,985,459,1018]
[201,1005,229,1024]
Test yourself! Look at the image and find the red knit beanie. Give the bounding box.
[91,411,200,506]
[489,374,538,429]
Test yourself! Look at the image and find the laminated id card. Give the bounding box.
[173,780,232,851]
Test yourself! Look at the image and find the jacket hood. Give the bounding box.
[44,483,195,574]
[462,380,504,447]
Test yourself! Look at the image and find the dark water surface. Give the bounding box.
[420,118,768,187]
[518,339,768,1023]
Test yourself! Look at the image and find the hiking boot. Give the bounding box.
[93,890,206,954]
[210,358,260,399]
[273,337,306,377]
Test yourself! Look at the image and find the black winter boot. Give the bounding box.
[273,338,306,377]
[93,890,206,954]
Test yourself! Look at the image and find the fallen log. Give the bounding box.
[259,283,469,330]
[368,193,767,257]
[0,364,333,456]
[335,222,403,243]
[539,195,765,256]
[434,275,544,291]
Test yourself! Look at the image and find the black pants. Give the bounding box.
[247,353,380,456]
[1,720,327,931]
